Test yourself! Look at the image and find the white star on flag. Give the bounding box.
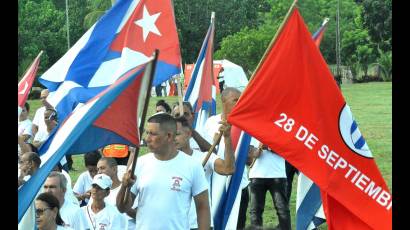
[134,5,162,42]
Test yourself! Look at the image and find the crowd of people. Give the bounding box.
[18,87,299,230]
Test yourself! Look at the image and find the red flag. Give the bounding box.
[18,51,43,107]
[228,8,391,230]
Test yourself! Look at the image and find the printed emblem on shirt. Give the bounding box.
[99,223,108,230]
[171,176,183,191]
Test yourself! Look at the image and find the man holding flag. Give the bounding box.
[116,113,211,230]
[227,2,391,229]
[202,87,251,230]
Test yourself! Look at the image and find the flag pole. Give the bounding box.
[124,49,159,203]
[202,132,223,166]
[248,0,298,84]
[177,66,184,116]
[249,142,264,168]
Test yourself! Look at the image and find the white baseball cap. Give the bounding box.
[92,174,112,190]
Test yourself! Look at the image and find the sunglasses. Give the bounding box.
[35,207,51,216]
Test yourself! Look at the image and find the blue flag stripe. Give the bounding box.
[296,183,322,230]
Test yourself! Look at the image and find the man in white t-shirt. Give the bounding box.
[248,138,291,230]
[31,89,50,137]
[73,151,101,206]
[175,116,235,229]
[18,102,33,142]
[90,157,133,229]
[171,102,212,152]
[43,171,89,230]
[117,113,210,230]
[82,173,125,229]
[32,108,58,149]
[202,87,251,230]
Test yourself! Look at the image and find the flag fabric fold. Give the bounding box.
[184,13,217,133]
[228,8,391,230]
[40,0,181,122]
[296,17,330,230]
[18,58,156,223]
[18,51,43,108]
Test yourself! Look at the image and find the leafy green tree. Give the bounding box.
[18,0,66,81]
[360,0,391,52]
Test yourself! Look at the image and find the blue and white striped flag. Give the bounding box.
[296,173,326,230]
[184,12,217,133]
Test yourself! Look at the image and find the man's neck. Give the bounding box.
[180,144,193,156]
[154,146,179,161]
[111,177,121,189]
[91,200,105,213]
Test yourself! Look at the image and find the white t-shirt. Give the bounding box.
[60,200,89,230]
[249,138,286,178]
[83,203,125,230]
[188,149,218,228]
[18,119,33,137]
[202,114,249,189]
[130,151,208,230]
[88,185,129,228]
[73,171,93,203]
[32,106,47,135]
[33,128,49,144]
[57,225,74,230]
[61,170,80,206]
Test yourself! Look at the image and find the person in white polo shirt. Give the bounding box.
[83,173,125,229]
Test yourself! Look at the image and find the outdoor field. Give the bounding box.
[27,81,392,229]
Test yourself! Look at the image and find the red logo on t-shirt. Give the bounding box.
[171,176,183,191]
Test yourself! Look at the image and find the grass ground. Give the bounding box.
[26,82,392,229]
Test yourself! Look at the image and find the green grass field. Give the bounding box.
[26,82,392,229]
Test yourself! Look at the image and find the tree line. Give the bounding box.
[18,0,391,85]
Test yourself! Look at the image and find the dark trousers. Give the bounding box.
[249,178,291,230]
[219,81,225,93]
[285,161,299,203]
[155,85,162,96]
[237,186,249,230]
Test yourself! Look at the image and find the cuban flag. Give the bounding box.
[39,0,181,122]
[184,12,217,133]
[295,17,330,230]
[18,51,43,113]
[312,18,329,48]
[210,127,250,230]
[18,57,157,223]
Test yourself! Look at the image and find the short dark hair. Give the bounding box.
[24,152,41,168]
[36,192,65,226]
[84,150,102,166]
[156,99,172,113]
[148,113,177,135]
[175,116,190,129]
[99,157,118,168]
[24,102,30,112]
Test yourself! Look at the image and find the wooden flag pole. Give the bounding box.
[124,49,159,203]
[202,131,223,166]
[176,73,184,116]
[249,142,264,168]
